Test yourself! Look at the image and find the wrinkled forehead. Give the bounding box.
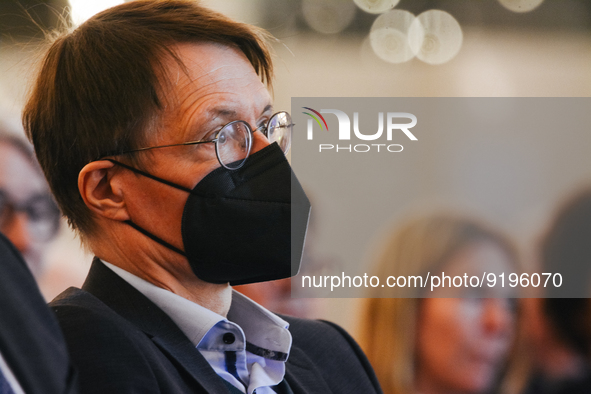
[147,42,272,145]
[157,42,269,110]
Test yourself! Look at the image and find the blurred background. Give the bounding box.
[0,0,590,334]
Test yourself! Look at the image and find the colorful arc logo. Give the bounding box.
[302,107,329,131]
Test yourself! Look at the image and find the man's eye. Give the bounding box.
[256,119,269,132]
[202,127,221,142]
[218,133,227,144]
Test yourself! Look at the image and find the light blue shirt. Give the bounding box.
[103,261,292,394]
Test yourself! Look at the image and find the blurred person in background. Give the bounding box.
[0,127,60,278]
[0,232,77,393]
[0,125,86,301]
[522,187,591,394]
[358,213,523,394]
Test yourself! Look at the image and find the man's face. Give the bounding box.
[118,42,273,269]
[0,141,57,277]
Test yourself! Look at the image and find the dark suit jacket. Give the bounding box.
[50,259,382,393]
[0,233,77,394]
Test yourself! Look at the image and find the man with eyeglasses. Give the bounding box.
[23,1,381,393]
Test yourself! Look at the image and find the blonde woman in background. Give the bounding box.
[358,213,524,394]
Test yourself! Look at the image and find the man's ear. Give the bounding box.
[78,160,130,222]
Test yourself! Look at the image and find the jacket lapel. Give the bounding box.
[284,346,332,393]
[82,258,232,393]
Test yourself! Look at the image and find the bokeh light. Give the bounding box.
[68,0,124,26]
[498,0,545,13]
[408,10,463,65]
[302,0,357,35]
[354,0,401,15]
[369,10,416,64]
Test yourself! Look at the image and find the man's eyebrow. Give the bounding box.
[208,108,237,120]
[207,104,274,121]
[261,104,273,115]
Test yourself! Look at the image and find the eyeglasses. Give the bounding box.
[0,189,61,242]
[107,111,293,170]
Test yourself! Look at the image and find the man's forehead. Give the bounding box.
[163,42,261,88]
[157,42,270,112]
[148,42,272,146]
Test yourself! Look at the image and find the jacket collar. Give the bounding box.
[82,258,232,393]
[82,258,325,394]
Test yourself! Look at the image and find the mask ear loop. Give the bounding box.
[105,159,189,257]
[124,219,186,256]
[105,159,193,193]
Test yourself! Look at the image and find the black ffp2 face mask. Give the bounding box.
[109,143,311,285]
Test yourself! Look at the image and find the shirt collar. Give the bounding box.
[101,260,291,356]
[228,292,291,357]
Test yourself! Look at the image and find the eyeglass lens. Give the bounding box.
[267,112,292,153]
[216,121,252,170]
[215,112,293,170]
